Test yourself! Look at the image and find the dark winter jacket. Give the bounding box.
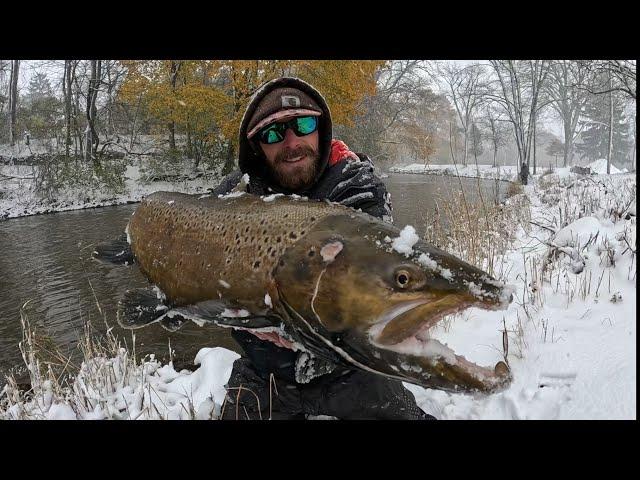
[210,77,393,384]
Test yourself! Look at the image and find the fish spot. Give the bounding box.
[253,261,261,268]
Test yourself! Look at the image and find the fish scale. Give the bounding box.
[129,191,349,308]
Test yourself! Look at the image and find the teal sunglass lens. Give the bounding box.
[296,116,317,134]
[260,126,284,144]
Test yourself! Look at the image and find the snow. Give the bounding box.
[218,191,246,199]
[390,161,628,180]
[388,225,420,256]
[262,193,285,202]
[404,172,636,419]
[417,252,453,281]
[1,347,241,420]
[587,159,622,174]
[1,158,224,220]
[390,163,520,180]
[221,308,250,318]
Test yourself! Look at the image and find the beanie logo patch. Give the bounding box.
[281,95,301,108]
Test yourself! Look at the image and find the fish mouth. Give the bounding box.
[368,295,511,392]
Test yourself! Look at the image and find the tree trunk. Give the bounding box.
[462,128,468,167]
[85,60,102,165]
[606,74,614,175]
[63,61,73,157]
[222,143,236,175]
[168,60,181,151]
[8,60,20,146]
[563,121,571,167]
[533,114,537,175]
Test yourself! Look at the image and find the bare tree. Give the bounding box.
[487,60,551,170]
[436,62,487,166]
[84,60,102,163]
[62,60,76,157]
[479,102,510,167]
[607,72,614,174]
[576,60,636,100]
[168,60,182,151]
[8,60,20,146]
[545,60,592,167]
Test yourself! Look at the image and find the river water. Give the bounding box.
[0,173,508,384]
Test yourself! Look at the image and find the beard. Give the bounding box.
[267,144,320,191]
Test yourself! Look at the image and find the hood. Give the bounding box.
[237,77,333,193]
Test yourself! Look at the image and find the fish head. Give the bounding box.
[273,213,514,394]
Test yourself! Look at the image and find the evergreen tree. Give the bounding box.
[20,72,62,139]
[577,89,632,166]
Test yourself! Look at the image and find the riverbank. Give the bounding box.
[389,159,630,181]
[0,171,636,419]
[0,161,223,220]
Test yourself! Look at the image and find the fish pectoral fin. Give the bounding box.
[92,234,135,265]
[173,301,280,329]
[117,287,169,329]
[158,313,188,332]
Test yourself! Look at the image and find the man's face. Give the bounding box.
[259,117,320,192]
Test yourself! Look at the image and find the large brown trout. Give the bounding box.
[97,190,514,393]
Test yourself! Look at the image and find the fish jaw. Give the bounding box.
[365,299,512,393]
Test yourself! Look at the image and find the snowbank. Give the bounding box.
[1,162,223,220]
[1,347,240,420]
[389,163,519,180]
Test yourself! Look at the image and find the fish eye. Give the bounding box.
[395,269,411,288]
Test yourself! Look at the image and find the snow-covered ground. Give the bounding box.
[390,162,519,180]
[406,172,636,419]
[0,162,223,219]
[0,165,635,419]
[389,159,629,180]
[1,134,222,219]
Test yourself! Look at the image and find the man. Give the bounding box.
[212,77,433,420]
